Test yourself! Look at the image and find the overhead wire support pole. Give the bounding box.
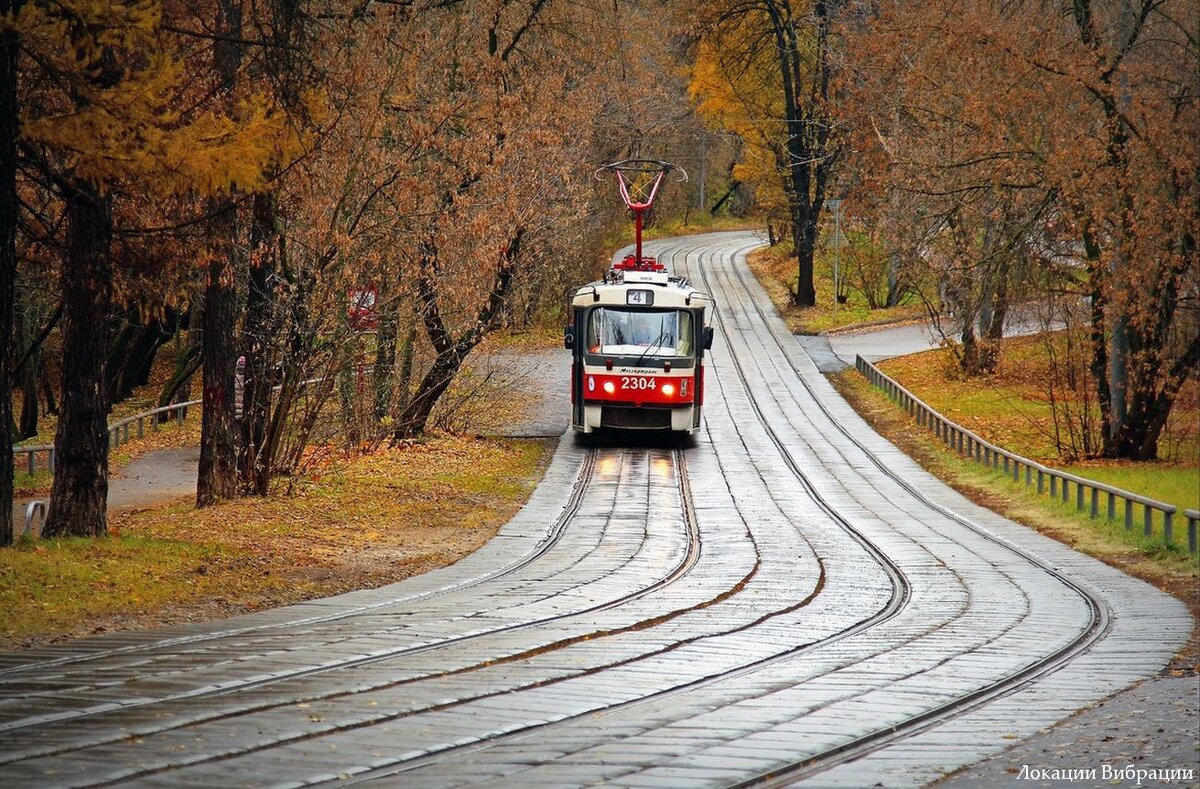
[597,159,688,270]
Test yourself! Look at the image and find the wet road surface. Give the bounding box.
[0,232,1190,787]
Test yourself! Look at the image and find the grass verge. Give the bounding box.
[747,243,924,334]
[877,340,1199,514]
[1,434,553,651]
[832,370,1198,673]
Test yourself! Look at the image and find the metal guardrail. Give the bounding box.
[11,373,339,538]
[13,399,200,478]
[12,369,338,480]
[23,500,46,538]
[856,355,1197,554]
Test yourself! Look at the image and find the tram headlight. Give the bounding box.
[603,380,616,394]
[662,383,676,397]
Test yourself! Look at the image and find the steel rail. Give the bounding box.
[14,447,711,786]
[233,234,1077,787]
[367,237,1100,788]
[0,448,718,773]
[0,449,597,729]
[0,448,596,681]
[695,235,1110,784]
[298,238,921,786]
[142,235,1104,788]
[2,234,1115,788]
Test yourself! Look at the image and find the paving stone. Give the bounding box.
[0,232,1190,788]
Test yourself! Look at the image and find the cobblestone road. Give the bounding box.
[0,232,1191,787]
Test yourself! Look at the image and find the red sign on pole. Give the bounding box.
[348,287,378,332]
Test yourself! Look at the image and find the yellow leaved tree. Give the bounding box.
[14,0,290,537]
[689,25,786,223]
[683,0,840,307]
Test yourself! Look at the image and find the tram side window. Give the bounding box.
[588,308,693,357]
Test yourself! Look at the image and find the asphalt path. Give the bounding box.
[12,447,199,537]
[0,232,1192,788]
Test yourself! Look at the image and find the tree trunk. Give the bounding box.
[393,351,466,438]
[373,288,398,423]
[394,229,524,439]
[708,179,741,216]
[959,321,982,376]
[885,252,903,307]
[791,216,818,307]
[104,316,136,403]
[156,342,202,412]
[39,366,57,417]
[198,0,245,506]
[395,313,418,417]
[197,219,240,506]
[107,313,173,403]
[160,299,202,421]
[14,288,41,439]
[761,0,834,309]
[0,0,21,545]
[240,190,278,495]
[17,328,38,440]
[43,186,112,538]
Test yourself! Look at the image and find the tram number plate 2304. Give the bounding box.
[626,289,653,306]
[621,376,656,390]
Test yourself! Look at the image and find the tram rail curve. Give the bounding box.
[0,447,716,759]
[678,238,1109,785]
[0,232,1188,789]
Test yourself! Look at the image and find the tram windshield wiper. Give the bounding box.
[635,317,669,366]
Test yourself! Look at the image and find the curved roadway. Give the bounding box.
[0,232,1189,787]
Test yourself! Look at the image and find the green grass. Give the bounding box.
[1060,464,1199,513]
[748,243,924,334]
[876,340,1199,515]
[951,451,1197,569]
[0,535,235,643]
[645,211,760,239]
[13,469,53,497]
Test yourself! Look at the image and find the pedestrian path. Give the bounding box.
[799,308,1054,373]
[12,447,199,536]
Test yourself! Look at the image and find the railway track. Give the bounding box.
[0,232,1187,788]
[681,238,1109,785]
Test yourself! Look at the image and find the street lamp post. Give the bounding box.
[827,198,843,311]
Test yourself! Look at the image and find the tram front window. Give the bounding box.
[587,308,693,357]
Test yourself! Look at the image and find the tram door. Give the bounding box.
[566,305,587,429]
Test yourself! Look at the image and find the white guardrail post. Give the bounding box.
[23,500,46,538]
[855,355,1193,554]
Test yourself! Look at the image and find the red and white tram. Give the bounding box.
[565,259,713,434]
[564,160,713,435]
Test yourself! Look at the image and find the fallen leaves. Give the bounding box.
[0,435,553,652]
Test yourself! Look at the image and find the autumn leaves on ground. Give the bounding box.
[2,433,552,650]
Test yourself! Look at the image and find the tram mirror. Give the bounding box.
[703,326,715,350]
[563,326,575,350]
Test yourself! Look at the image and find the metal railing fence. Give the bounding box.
[856,355,1197,554]
[12,369,341,482]
[12,399,200,479]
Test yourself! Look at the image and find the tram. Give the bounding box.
[564,160,714,434]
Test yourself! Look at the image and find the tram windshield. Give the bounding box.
[587,308,694,357]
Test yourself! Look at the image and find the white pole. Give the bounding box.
[828,198,842,312]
